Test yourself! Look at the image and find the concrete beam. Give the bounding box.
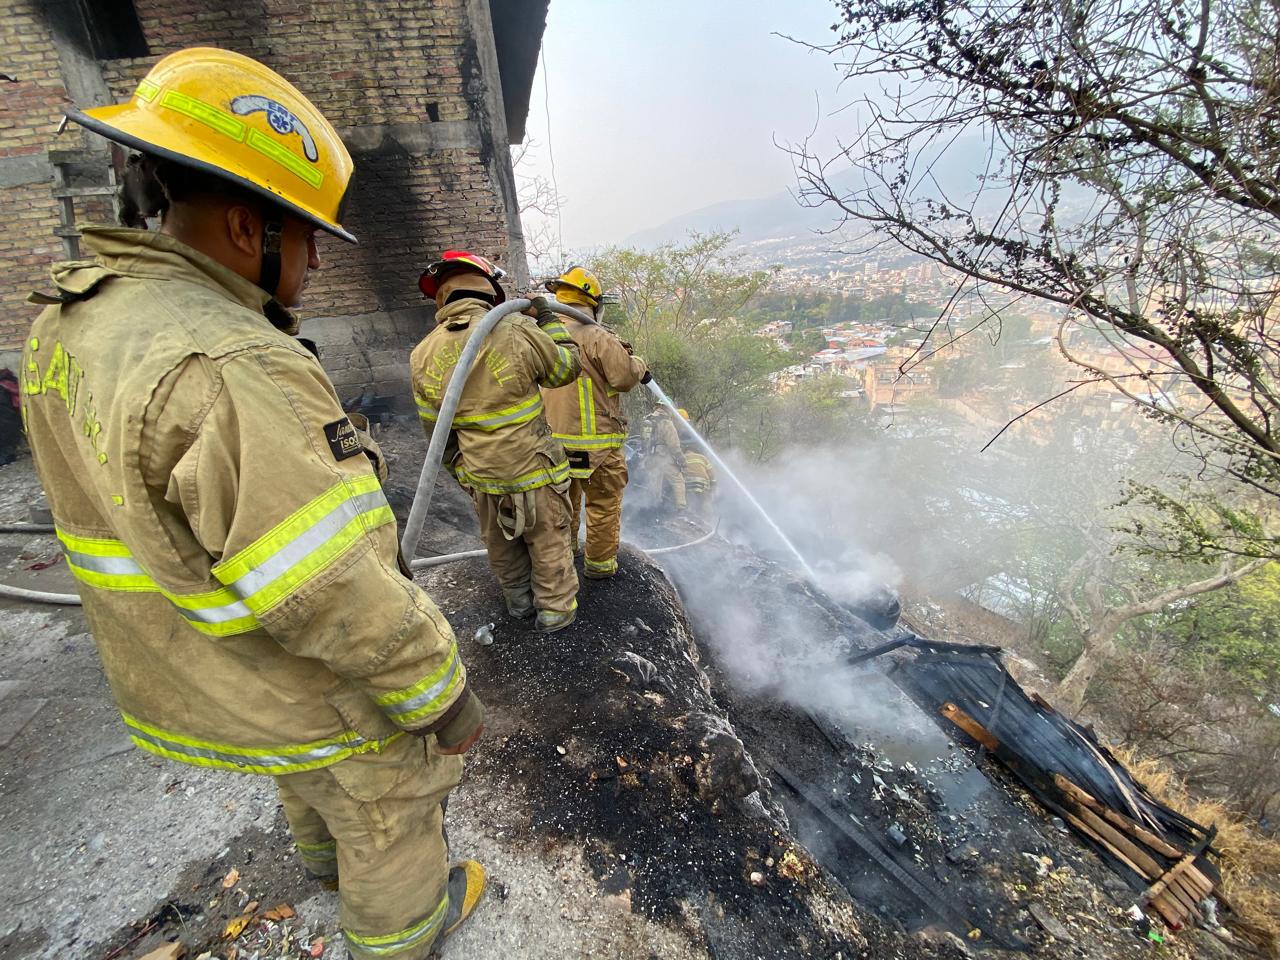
[43,0,113,110]
[0,153,53,189]
[341,120,482,155]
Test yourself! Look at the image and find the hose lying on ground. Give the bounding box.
[0,583,81,605]
[0,523,55,534]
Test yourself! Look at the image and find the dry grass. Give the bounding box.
[1113,745,1280,956]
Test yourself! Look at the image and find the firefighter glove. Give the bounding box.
[529,295,557,326]
[424,688,486,752]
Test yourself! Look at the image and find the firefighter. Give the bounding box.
[650,405,688,511]
[413,252,582,632]
[541,266,649,579]
[682,442,717,522]
[20,49,486,960]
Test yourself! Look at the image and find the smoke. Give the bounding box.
[632,419,1093,758]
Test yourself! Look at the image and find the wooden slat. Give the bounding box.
[1054,775,1185,858]
[50,185,116,199]
[939,702,1000,751]
[1143,852,1199,905]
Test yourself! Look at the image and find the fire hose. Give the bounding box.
[399,298,597,561]
[1,299,734,606]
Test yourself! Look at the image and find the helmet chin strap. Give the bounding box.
[257,215,284,298]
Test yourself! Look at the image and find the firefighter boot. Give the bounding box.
[439,860,487,946]
[535,607,576,634]
[502,585,535,620]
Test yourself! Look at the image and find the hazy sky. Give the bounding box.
[518,0,853,251]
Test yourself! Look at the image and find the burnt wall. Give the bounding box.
[0,0,525,402]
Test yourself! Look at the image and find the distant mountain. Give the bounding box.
[624,137,1004,252]
[624,168,862,249]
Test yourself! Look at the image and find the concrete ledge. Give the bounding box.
[0,154,53,189]
[341,120,482,155]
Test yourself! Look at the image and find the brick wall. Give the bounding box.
[0,4,67,355]
[0,0,525,407]
[0,6,67,157]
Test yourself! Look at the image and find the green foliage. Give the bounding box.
[592,232,794,444]
[743,377,870,462]
[1159,564,1280,697]
[785,327,829,355]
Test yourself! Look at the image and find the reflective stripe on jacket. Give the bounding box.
[684,452,715,493]
[542,316,647,478]
[410,298,580,496]
[21,227,469,774]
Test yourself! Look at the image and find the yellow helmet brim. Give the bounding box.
[71,105,357,244]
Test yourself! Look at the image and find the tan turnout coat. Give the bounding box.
[21,227,471,775]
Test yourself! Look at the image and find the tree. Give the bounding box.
[591,233,790,441]
[792,0,1280,552]
[785,327,829,356]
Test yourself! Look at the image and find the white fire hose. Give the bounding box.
[399,298,597,561]
[2,297,726,607]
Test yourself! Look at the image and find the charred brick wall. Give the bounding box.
[0,5,68,352]
[0,0,527,406]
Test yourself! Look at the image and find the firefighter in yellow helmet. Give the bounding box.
[650,405,688,511]
[412,252,583,631]
[20,49,486,960]
[541,266,649,578]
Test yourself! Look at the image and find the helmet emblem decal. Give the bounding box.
[231,95,319,162]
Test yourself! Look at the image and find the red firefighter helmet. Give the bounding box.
[418,250,507,302]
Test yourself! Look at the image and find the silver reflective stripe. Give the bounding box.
[227,489,388,599]
[347,897,448,956]
[381,652,461,720]
[550,347,573,383]
[177,598,255,624]
[127,725,360,769]
[476,404,542,428]
[63,550,144,576]
[459,398,543,430]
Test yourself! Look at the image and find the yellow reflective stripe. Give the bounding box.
[584,378,597,434]
[452,394,543,431]
[553,432,627,451]
[295,839,338,858]
[122,712,403,775]
[57,529,259,636]
[456,459,571,495]
[345,894,448,957]
[374,641,464,727]
[576,377,589,433]
[160,89,246,141]
[545,346,576,387]
[416,395,440,422]
[135,79,159,102]
[248,128,324,188]
[213,475,393,615]
[584,556,617,573]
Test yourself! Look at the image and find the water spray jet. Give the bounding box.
[643,378,819,582]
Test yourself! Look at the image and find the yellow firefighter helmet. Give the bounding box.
[545,265,602,307]
[66,47,356,243]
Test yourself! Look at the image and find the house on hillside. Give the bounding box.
[0,0,548,408]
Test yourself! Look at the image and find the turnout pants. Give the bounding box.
[653,454,686,510]
[569,448,629,577]
[276,734,463,960]
[472,480,578,614]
